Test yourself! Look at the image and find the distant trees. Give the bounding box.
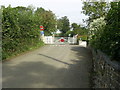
[71,23,88,35]
[64,22,88,41]
[57,18,88,38]
[57,16,70,36]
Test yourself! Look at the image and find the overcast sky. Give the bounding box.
[0,0,89,25]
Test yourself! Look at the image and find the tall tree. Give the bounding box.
[57,16,70,36]
[35,8,57,35]
[82,2,110,24]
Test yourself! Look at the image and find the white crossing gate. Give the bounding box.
[42,36,77,45]
[43,36,54,44]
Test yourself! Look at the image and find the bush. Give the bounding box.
[1,5,56,60]
[78,35,88,41]
[89,2,120,61]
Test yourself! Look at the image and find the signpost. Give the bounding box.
[40,25,44,35]
[40,31,44,35]
[39,25,44,41]
[40,25,44,31]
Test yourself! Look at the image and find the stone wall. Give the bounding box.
[91,48,120,88]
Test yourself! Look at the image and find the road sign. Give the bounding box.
[40,26,43,28]
[40,31,44,35]
[60,39,65,42]
[40,25,44,31]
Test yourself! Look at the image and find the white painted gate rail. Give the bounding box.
[43,36,54,44]
[42,36,77,45]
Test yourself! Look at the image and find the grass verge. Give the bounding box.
[2,41,44,62]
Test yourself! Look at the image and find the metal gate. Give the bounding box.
[53,37,77,45]
[43,36,77,45]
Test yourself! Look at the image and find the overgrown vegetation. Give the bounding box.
[82,2,120,61]
[1,5,57,60]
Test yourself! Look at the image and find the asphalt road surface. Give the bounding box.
[2,45,92,88]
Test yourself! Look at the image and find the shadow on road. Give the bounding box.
[38,54,70,65]
[2,46,92,88]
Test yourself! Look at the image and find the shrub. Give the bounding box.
[1,5,56,60]
[88,2,120,61]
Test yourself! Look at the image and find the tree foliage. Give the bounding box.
[89,17,106,40]
[88,2,120,61]
[2,5,57,60]
[35,8,57,35]
[82,2,110,24]
[57,16,70,36]
[71,23,88,36]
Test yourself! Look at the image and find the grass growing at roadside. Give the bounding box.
[2,41,44,61]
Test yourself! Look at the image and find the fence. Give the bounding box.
[91,48,120,88]
[43,36,54,44]
[43,36,77,45]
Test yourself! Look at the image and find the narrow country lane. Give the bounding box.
[2,45,92,88]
